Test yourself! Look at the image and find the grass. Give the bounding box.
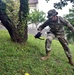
[0,29,74,75]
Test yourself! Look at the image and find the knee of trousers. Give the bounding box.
[46,36,53,42]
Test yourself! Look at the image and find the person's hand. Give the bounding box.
[34,32,42,38]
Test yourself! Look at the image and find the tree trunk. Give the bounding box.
[0,0,28,43]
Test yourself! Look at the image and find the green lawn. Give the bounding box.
[0,30,74,75]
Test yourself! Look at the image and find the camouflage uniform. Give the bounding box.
[37,15,74,65]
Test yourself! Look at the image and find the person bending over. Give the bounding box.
[35,9,74,66]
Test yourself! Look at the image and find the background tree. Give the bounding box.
[46,0,74,9]
[4,0,20,25]
[0,0,29,43]
[64,7,74,43]
[28,9,46,28]
[53,0,74,9]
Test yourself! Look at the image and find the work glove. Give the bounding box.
[34,32,42,38]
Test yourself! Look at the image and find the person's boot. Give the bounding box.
[41,51,50,60]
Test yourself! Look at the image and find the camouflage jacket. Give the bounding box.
[38,16,74,35]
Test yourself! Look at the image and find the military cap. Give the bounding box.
[47,9,58,18]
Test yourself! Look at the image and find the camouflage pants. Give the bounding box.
[45,32,72,58]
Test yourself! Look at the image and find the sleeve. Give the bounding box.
[37,19,50,31]
[60,16,74,33]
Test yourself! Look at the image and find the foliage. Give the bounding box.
[64,7,74,43]
[0,30,74,75]
[28,9,46,27]
[45,0,50,3]
[2,0,20,25]
[54,0,74,9]
[46,0,74,9]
